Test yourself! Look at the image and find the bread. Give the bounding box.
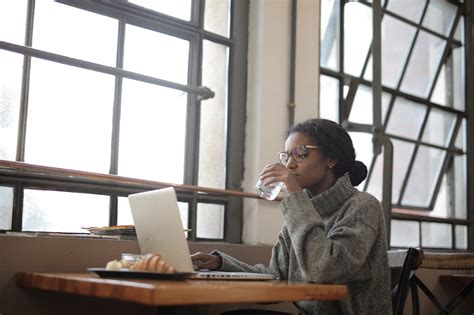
[129,253,175,273]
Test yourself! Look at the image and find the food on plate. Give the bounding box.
[104,253,175,273]
[130,253,175,273]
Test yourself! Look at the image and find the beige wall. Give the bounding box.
[243,0,320,245]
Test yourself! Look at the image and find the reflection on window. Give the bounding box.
[0,186,13,230]
[391,220,419,247]
[0,51,22,161]
[197,203,224,239]
[118,79,187,184]
[421,108,456,147]
[348,86,391,125]
[344,2,372,76]
[0,0,27,44]
[391,139,415,204]
[204,0,231,37]
[403,146,445,207]
[385,97,427,140]
[22,189,109,232]
[320,0,340,71]
[455,225,467,249]
[199,41,228,189]
[400,31,445,97]
[421,222,451,248]
[33,0,118,66]
[124,25,189,85]
[319,75,339,122]
[25,60,115,173]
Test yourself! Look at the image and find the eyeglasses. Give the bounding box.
[278,145,323,165]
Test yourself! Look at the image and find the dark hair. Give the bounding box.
[286,118,367,186]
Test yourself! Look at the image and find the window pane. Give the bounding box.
[454,154,467,219]
[22,189,109,232]
[380,17,417,88]
[403,146,445,207]
[431,65,449,106]
[348,85,391,125]
[0,0,27,44]
[421,222,451,248]
[432,173,451,218]
[0,51,22,160]
[118,196,188,231]
[124,25,189,85]
[391,220,420,247]
[385,97,427,141]
[455,225,467,250]
[319,75,339,121]
[366,152,383,201]
[204,0,231,37]
[129,0,191,21]
[386,0,426,24]
[33,0,118,66]
[455,118,466,150]
[197,203,224,239]
[118,79,187,183]
[25,59,115,173]
[454,16,464,43]
[422,1,457,37]
[320,0,340,71]
[349,132,373,189]
[452,46,466,112]
[400,31,445,98]
[344,2,372,76]
[199,41,228,189]
[0,186,14,230]
[392,139,415,203]
[421,108,456,147]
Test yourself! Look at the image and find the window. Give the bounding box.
[0,0,248,243]
[320,0,470,249]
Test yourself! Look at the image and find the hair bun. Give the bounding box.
[349,160,368,186]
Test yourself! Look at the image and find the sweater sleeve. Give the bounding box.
[281,190,379,284]
[211,231,291,280]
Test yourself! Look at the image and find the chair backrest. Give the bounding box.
[388,248,424,315]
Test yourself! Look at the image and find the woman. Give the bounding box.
[191,119,392,314]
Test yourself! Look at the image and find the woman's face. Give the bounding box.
[284,132,337,196]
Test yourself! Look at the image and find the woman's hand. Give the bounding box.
[259,163,302,193]
[190,252,222,270]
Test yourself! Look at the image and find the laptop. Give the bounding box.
[128,187,274,280]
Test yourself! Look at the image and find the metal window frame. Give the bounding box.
[1,0,248,243]
[320,0,472,249]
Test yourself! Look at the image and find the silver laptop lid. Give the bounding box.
[128,187,194,273]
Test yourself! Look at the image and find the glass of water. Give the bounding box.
[255,180,285,200]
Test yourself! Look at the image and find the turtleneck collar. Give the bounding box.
[310,174,357,217]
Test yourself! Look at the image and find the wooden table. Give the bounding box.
[16,272,347,311]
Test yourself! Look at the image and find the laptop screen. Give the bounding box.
[128,187,194,272]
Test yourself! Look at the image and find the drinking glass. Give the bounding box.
[255,180,285,200]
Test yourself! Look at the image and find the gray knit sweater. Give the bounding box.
[215,175,392,314]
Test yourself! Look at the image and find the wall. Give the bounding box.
[243,0,320,245]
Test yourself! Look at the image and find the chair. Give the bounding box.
[388,248,424,315]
